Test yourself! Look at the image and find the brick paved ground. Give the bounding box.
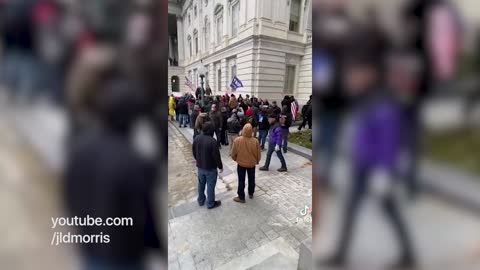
[168,122,312,269]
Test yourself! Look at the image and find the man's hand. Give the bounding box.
[275,145,280,152]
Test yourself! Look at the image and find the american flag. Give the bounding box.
[291,101,297,121]
[185,76,194,91]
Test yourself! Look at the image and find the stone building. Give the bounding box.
[168,0,312,104]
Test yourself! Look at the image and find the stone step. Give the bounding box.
[215,237,298,270]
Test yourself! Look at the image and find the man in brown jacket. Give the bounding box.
[231,124,261,203]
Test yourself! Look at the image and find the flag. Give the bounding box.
[291,101,298,121]
[185,76,194,91]
[230,76,243,90]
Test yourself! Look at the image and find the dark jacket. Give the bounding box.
[258,112,270,130]
[281,112,293,129]
[227,115,242,134]
[177,98,188,114]
[209,110,223,129]
[270,106,281,117]
[192,123,223,170]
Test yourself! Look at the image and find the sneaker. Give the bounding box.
[207,201,222,209]
[233,197,246,203]
[283,149,288,154]
[277,167,288,172]
[249,194,254,199]
[198,201,205,207]
[259,166,269,171]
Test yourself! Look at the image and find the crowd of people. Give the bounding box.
[169,91,313,208]
[169,91,313,152]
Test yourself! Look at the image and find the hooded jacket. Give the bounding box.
[231,124,261,168]
[192,122,223,170]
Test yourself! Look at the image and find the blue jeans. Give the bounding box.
[179,114,188,126]
[83,257,144,270]
[0,50,38,103]
[237,165,255,200]
[197,168,218,208]
[258,129,268,148]
[263,143,286,169]
[282,128,289,152]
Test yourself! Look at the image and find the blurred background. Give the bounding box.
[0,0,167,269]
[313,0,480,269]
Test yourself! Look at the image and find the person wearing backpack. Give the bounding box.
[257,105,270,150]
[299,95,313,130]
[227,110,241,155]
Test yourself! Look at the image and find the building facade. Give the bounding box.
[168,0,312,104]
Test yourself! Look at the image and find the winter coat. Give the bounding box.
[192,123,223,170]
[227,115,242,134]
[209,110,223,129]
[268,123,283,146]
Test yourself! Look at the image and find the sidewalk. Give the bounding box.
[168,121,313,269]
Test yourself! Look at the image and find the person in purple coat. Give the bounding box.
[322,50,416,269]
[259,114,287,172]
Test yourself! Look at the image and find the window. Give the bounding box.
[204,18,210,51]
[216,16,223,44]
[289,0,301,32]
[231,2,239,37]
[231,65,237,79]
[187,35,192,57]
[194,69,198,86]
[194,30,199,55]
[194,5,197,17]
[188,13,191,25]
[217,69,222,92]
[215,5,224,45]
[284,65,296,94]
[205,67,209,87]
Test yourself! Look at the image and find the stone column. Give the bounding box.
[176,15,185,66]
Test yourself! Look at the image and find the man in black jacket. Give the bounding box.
[64,76,160,269]
[192,122,223,209]
[177,96,189,128]
[299,95,312,130]
[208,104,223,147]
[257,106,270,150]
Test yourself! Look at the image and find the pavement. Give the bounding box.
[168,121,313,270]
[0,98,78,270]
